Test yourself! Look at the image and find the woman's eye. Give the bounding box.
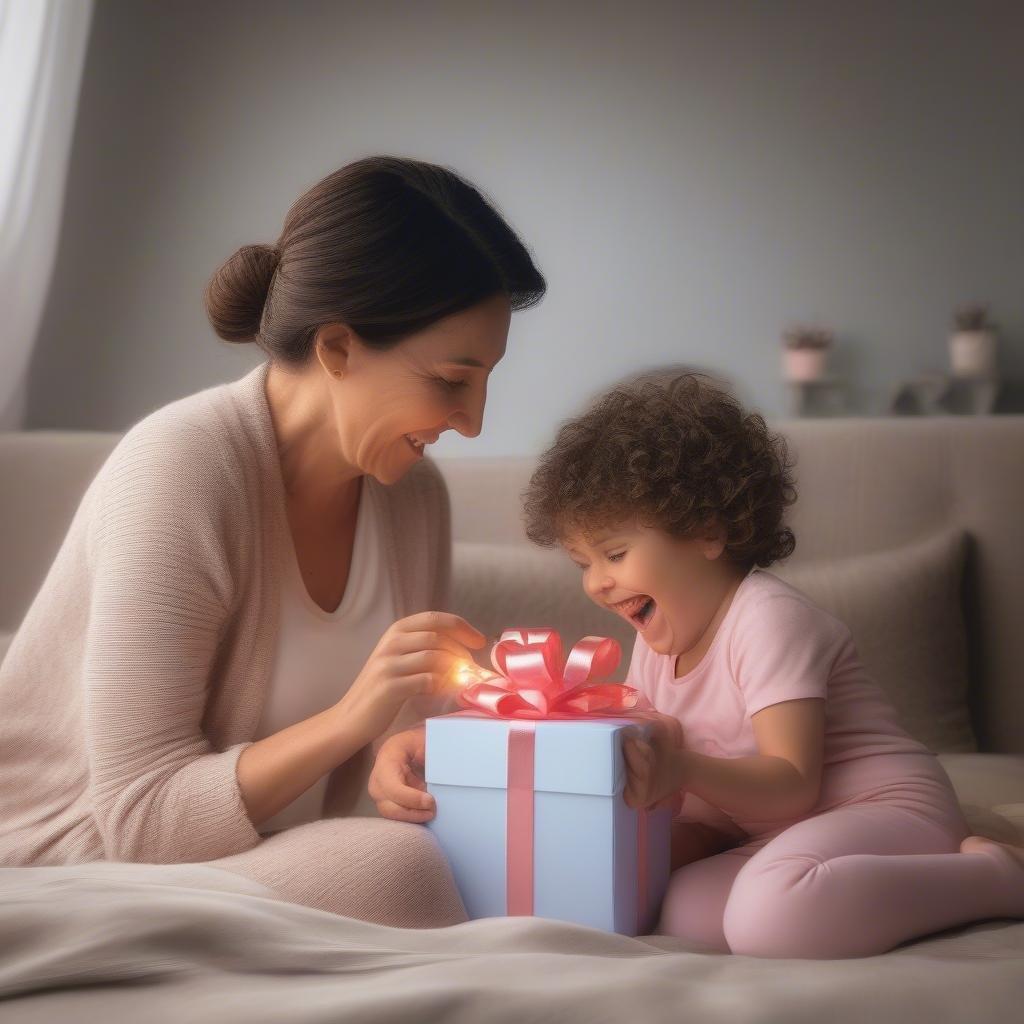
[435,376,468,391]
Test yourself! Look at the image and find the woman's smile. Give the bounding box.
[403,430,443,457]
[403,435,426,457]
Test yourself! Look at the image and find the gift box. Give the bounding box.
[425,629,672,936]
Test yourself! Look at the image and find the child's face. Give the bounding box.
[562,519,739,658]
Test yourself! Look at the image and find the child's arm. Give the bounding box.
[625,697,825,821]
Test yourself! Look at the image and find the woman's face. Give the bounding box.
[561,519,734,658]
[328,294,512,484]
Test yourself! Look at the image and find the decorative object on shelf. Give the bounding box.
[782,325,833,382]
[950,302,998,378]
[889,375,952,415]
[890,302,1003,416]
[781,325,845,416]
[786,376,846,417]
[888,374,1002,415]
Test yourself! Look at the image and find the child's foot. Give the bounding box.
[960,834,1024,864]
[960,835,1024,915]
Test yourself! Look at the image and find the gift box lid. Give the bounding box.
[425,714,652,797]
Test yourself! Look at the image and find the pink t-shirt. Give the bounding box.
[625,567,957,838]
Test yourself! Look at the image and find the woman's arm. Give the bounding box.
[236,610,481,826]
[84,435,264,863]
[236,704,372,827]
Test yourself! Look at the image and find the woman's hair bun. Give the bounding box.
[203,156,546,364]
[204,243,280,342]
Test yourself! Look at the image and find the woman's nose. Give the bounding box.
[450,388,486,438]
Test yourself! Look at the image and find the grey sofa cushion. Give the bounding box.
[771,529,976,754]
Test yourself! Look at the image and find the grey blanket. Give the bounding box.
[1,862,1022,1023]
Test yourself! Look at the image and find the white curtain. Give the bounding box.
[0,0,93,429]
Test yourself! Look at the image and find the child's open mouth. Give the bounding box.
[614,595,657,631]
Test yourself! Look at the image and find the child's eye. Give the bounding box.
[607,551,626,563]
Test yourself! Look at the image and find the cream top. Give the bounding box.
[256,479,395,832]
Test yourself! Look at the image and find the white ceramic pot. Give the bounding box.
[783,347,828,382]
[950,330,997,377]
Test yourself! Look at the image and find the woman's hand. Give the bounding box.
[368,725,435,823]
[622,711,689,812]
[238,612,481,830]
[335,611,485,746]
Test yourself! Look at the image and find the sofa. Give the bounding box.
[1,417,1022,1023]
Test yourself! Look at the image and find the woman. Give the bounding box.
[0,156,545,927]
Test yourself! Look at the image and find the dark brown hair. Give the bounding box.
[522,369,797,571]
[204,156,546,362]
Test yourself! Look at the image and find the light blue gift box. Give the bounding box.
[425,714,672,935]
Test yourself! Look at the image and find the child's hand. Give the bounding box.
[622,712,688,813]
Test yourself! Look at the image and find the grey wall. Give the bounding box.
[27,0,1024,457]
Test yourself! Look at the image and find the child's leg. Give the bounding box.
[656,829,771,950]
[655,847,750,950]
[720,800,1024,959]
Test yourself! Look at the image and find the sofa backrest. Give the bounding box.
[0,431,116,631]
[2,418,1022,753]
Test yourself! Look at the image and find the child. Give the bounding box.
[520,369,1024,958]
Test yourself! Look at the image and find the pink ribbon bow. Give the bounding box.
[456,627,648,719]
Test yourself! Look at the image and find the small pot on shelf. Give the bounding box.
[782,326,832,382]
[949,302,998,378]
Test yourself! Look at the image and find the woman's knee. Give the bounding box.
[213,817,468,927]
[302,817,467,926]
[359,818,458,885]
[341,818,468,927]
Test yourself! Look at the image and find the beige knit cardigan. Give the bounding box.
[0,362,455,866]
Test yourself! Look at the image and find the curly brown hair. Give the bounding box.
[522,369,797,571]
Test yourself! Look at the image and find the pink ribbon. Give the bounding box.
[506,722,535,917]
[451,627,654,932]
[456,627,645,719]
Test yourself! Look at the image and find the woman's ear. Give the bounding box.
[314,323,356,379]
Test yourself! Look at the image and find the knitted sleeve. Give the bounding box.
[83,421,263,863]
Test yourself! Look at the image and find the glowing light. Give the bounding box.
[452,659,498,688]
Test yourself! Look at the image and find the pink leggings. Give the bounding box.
[657,793,1024,958]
